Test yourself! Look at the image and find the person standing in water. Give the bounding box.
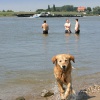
[42,20,49,34]
[75,19,80,34]
[64,19,71,33]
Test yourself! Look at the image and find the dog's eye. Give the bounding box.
[65,60,68,62]
[59,60,62,62]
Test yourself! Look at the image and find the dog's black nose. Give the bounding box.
[62,66,66,69]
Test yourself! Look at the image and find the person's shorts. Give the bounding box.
[75,30,80,34]
[43,30,48,34]
[65,30,71,33]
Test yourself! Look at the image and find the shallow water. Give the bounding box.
[0,16,100,100]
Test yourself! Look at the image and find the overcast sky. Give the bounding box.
[0,0,100,11]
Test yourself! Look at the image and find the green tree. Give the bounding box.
[48,5,51,11]
[93,6,100,14]
[7,10,14,12]
[53,4,56,11]
[36,9,46,13]
[66,5,74,11]
[61,5,67,11]
[87,7,92,12]
[2,10,6,12]
[60,5,74,12]
[73,7,77,11]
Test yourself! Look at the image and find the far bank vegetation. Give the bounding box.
[0,5,100,17]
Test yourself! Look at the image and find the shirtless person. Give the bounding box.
[75,19,80,34]
[64,19,71,33]
[42,20,49,34]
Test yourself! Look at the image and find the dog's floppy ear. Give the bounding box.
[69,54,75,63]
[52,56,57,64]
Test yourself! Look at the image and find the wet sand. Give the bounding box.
[88,93,100,100]
[0,72,99,100]
[23,89,100,100]
[15,72,100,100]
[0,74,99,100]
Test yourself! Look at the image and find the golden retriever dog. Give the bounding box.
[52,54,75,100]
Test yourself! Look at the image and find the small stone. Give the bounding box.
[41,89,54,97]
[16,96,25,100]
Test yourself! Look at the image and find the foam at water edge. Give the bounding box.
[51,82,77,100]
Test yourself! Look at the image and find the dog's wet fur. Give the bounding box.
[52,54,75,100]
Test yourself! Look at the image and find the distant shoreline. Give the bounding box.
[0,11,99,17]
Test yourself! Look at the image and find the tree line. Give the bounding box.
[0,10,14,12]
[0,5,100,15]
[36,5,100,15]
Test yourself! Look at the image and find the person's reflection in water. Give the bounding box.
[65,33,71,37]
[65,33,80,54]
[65,33,71,53]
[74,33,80,53]
[42,33,48,68]
[42,33,48,37]
[74,33,80,42]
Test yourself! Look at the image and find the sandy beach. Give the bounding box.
[15,83,100,100]
[22,90,100,100]
[27,90,100,100]
[88,93,100,100]
[15,72,100,100]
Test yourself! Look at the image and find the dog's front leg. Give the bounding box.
[57,81,65,99]
[57,82,64,94]
[64,82,71,99]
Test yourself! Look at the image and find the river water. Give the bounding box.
[0,16,100,100]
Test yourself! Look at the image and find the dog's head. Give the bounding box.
[52,54,75,71]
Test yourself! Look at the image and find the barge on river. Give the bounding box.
[16,12,83,17]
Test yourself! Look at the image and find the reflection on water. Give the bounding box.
[65,33,80,54]
[0,16,100,100]
[65,33,71,53]
[74,33,80,41]
[42,34,48,37]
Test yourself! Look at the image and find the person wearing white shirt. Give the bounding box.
[64,19,71,33]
